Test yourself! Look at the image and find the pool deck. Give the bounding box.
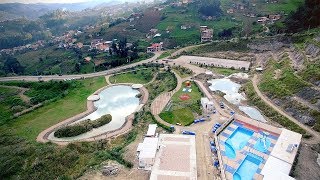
[216,114,301,180]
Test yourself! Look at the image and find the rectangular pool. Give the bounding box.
[233,153,263,180]
[226,126,254,150]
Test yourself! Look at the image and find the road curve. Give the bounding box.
[0,52,162,82]
[252,74,320,144]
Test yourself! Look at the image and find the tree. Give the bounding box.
[3,56,24,74]
[75,63,81,73]
[199,0,223,17]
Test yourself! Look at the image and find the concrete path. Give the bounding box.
[252,74,320,144]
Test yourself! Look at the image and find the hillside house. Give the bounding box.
[182,0,192,4]
[268,14,281,21]
[257,17,269,23]
[147,42,163,53]
[227,8,234,14]
[200,26,213,42]
[90,39,112,52]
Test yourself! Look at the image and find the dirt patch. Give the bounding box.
[179,94,191,101]
[291,143,320,180]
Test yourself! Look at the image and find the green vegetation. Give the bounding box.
[155,2,241,47]
[1,77,106,141]
[146,69,177,101]
[0,86,28,124]
[244,82,307,136]
[200,65,242,76]
[160,81,203,126]
[187,40,250,55]
[0,129,135,179]
[109,68,155,84]
[55,114,112,138]
[284,0,320,33]
[157,51,172,60]
[299,62,320,86]
[172,65,193,78]
[260,58,308,98]
[0,80,80,125]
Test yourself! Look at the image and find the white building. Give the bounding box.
[146,124,157,137]
[201,97,215,112]
[137,137,159,170]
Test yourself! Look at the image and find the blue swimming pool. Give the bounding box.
[224,141,236,159]
[233,153,263,180]
[254,138,271,153]
[226,126,254,150]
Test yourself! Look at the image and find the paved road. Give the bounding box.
[252,74,320,144]
[0,52,161,82]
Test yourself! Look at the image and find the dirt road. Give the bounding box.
[252,74,320,144]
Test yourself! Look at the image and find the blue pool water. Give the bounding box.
[226,127,254,150]
[233,153,263,180]
[224,141,236,159]
[254,138,271,153]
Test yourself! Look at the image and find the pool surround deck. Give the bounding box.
[36,83,149,145]
[215,114,301,180]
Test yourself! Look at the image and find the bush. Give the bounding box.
[54,114,112,138]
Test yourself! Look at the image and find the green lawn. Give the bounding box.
[159,107,195,126]
[200,66,242,76]
[160,81,203,126]
[109,68,155,84]
[1,77,107,141]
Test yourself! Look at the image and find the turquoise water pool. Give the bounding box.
[254,138,271,153]
[233,153,263,180]
[224,141,236,159]
[227,127,254,150]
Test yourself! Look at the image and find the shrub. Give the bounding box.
[54,114,112,138]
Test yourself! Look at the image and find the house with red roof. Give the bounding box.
[147,42,163,53]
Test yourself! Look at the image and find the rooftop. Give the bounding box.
[150,134,197,180]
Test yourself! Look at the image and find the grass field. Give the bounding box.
[1,77,106,141]
[160,81,203,126]
[109,68,155,84]
[0,86,28,124]
[200,66,242,76]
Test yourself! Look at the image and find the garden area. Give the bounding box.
[159,81,203,126]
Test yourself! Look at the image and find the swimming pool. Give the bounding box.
[226,126,254,150]
[254,138,271,153]
[233,153,263,180]
[224,141,236,159]
[48,85,140,141]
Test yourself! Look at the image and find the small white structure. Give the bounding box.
[146,124,157,137]
[132,84,143,89]
[87,94,100,101]
[137,137,159,170]
[201,97,215,112]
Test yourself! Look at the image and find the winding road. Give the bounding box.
[252,74,320,144]
[0,52,162,82]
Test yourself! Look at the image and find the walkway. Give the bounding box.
[0,85,30,104]
[150,71,183,129]
[252,74,320,144]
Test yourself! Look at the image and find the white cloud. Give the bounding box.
[0,0,89,4]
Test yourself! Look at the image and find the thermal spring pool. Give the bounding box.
[48,85,140,142]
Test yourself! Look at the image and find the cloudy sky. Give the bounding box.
[0,0,94,3]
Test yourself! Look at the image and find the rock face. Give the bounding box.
[305,44,320,58]
[101,165,119,176]
[289,49,304,70]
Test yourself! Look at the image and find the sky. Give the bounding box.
[0,0,102,4]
